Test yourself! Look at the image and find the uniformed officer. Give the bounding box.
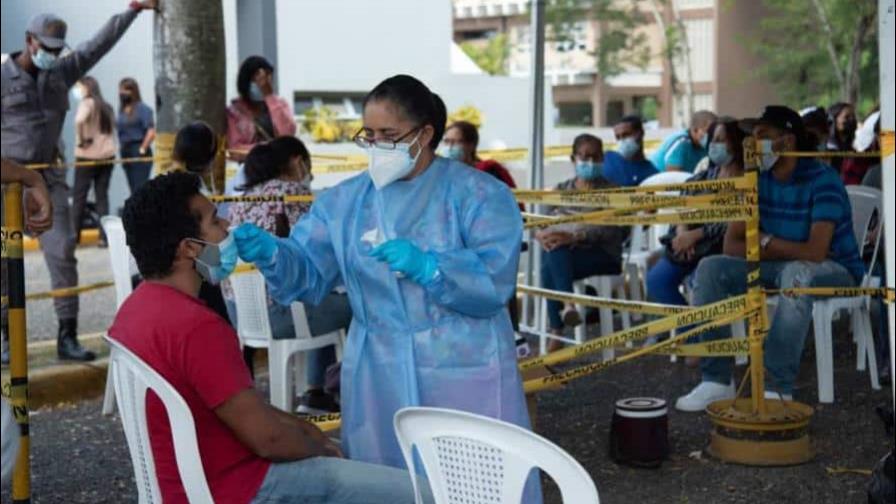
[1,1,156,363]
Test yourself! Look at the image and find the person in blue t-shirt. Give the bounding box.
[603,115,658,187]
[676,106,863,412]
[651,110,717,173]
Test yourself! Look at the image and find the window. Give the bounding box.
[557,102,593,126]
[673,18,714,83]
[605,100,625,126]
[294,92,366,119]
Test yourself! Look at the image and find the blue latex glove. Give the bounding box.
[370,239,439,285]
[232,223,278,267]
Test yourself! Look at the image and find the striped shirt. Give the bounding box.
[759,159,865,281]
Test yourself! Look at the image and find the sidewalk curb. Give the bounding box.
[26,359,109,410]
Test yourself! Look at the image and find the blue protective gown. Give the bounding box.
[259,156,534,468]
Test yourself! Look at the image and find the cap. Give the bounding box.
[739,105,806,139]
[27,14,67,50]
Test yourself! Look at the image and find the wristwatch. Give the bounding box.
[760,234,774,250]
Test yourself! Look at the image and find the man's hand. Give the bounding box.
[540,231,576,252]
[24,187,52,235]
[137,0,158,10]
[671,229,701,259]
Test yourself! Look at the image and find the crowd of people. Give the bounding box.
[0,4,890,503]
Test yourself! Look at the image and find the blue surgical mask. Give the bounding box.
[445,144,464,161]
[249,82,264,102]
[32,48,58,70]
[758,139,779,172]
[617,138,640,160]
[707,142,733,167]
[575,161,603,180]
[191,233,238,285]
[699,132,709,150]
[69,85,83,102]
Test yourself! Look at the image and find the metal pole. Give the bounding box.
[878,0,895,404]
[742,139,767,415]
[524,0,546,335]
[3,183,30,503]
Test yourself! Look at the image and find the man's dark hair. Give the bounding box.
[363,75,447,149]
[616,115,644,131]
[122,172,202,279]
[237,55,274,102]
[173,121,217,173]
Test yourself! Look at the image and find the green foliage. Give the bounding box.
[546,0,651,79]
[460,34,511,76]
[301,106,361,143]
[447,104,484,128]
[752,0,878,112]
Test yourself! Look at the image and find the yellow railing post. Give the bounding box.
[3,183,31,503]
[743,137,767,415]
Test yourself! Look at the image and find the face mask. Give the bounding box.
[617,137,640,160]
[367,130,422,190]
[120,93,133,105]
[249,82,265,102]
[699,132,709,149]
[758,139,779,172]
[575,161,602,180]
[445,144,464,161]
[33,47,58,70]
[191,233,237,285]
[707,142,733,167]
[70,86,83,102]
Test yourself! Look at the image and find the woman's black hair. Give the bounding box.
[827,101,855,147]
[172,121,217,174]
[708,117,746,168]
[447,121,479,148]
[571,133,602,156]
[269,135,311,170]
[122,171,202,279]
[363,75,446,149]
[237,55,274,102]
[239,143,279,190]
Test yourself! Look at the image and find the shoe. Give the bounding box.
[763,390,793,402]
[296,389,340,415]
[57,318,96,362]
[561,307,582,328]
[675,381,735,412]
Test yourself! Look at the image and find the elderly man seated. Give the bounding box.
[676,106,864,411]
[110,172,430,504]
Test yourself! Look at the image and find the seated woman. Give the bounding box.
[223,136,351,414]
[538,134,628,352]
[442,120,518,188]
[646,118,746,311]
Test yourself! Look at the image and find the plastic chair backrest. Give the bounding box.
[845,185,883,285]
[101,216,134,309]
[105,336,213,504]
[394,407,599,504]
[632,171,693,252]
[228,268,273,344]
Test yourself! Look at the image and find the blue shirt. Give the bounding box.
[602,151,659,187]
[650,130,706,173]
[759,159,865,281]
[116,101,155,145]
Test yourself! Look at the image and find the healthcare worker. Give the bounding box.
[234,75,539,499]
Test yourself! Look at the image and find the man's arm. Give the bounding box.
[57,1,156,87]
[215,389,339,462]
[722,220,834,262]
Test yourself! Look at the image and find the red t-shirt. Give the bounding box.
[109,282,270,504]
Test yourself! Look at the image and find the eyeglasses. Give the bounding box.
[352,127,420,150]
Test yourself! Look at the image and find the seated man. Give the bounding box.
[110,172,430,503]
[603,115,659,187]
[676,106,864,411]
[651,110,717,173]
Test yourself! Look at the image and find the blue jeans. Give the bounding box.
[120,142,153,193]
[250,456,433,504]
[692,256,856,395]
[646,255,694,306]
[540,245,620,330]
[225,293,351,387]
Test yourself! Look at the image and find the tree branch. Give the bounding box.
[809,0,846,96]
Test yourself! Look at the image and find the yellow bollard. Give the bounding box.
[3,183,31,502]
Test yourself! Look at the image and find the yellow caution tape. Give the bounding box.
[524,205,752,229]
[881,130,894,158]
[515,175,754,197]
[303,413,342,433]
[766,287,894,303]
[777,150,882,158]
[522,309,756,394]
[153,131,177,175]
[517,190,753,209]
[655,337,750,357]
[23,156,155,170]
[518,295,749,371]
[517,284,687,316]
[24,281,115,301]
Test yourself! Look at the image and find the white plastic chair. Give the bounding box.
[811,185,882,403]
[228,268,344,411]
[105,336,214,504]
[394,407,599,504]
[101,216,137,415]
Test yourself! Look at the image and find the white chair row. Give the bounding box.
[101,216,341,414]
[107,335,599,503]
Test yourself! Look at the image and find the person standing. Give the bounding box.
[116,77,155,192]
[1,2,157,361]
[71,76,117,248]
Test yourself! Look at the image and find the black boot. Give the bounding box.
[57,318,96,362]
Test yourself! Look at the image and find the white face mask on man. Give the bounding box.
[367,130,423,190]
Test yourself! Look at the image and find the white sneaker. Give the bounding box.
[763,390,793,402]
[675,381,735,412]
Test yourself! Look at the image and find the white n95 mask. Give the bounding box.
[367,131,422,190]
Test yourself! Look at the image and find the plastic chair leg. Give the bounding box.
[572,282,587,345]
[859,310,880,390]
[814,305,835,403]
[268,342,292,411]
[733,321,748,366]
[596,278,614,361]
[101,365,116,415]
